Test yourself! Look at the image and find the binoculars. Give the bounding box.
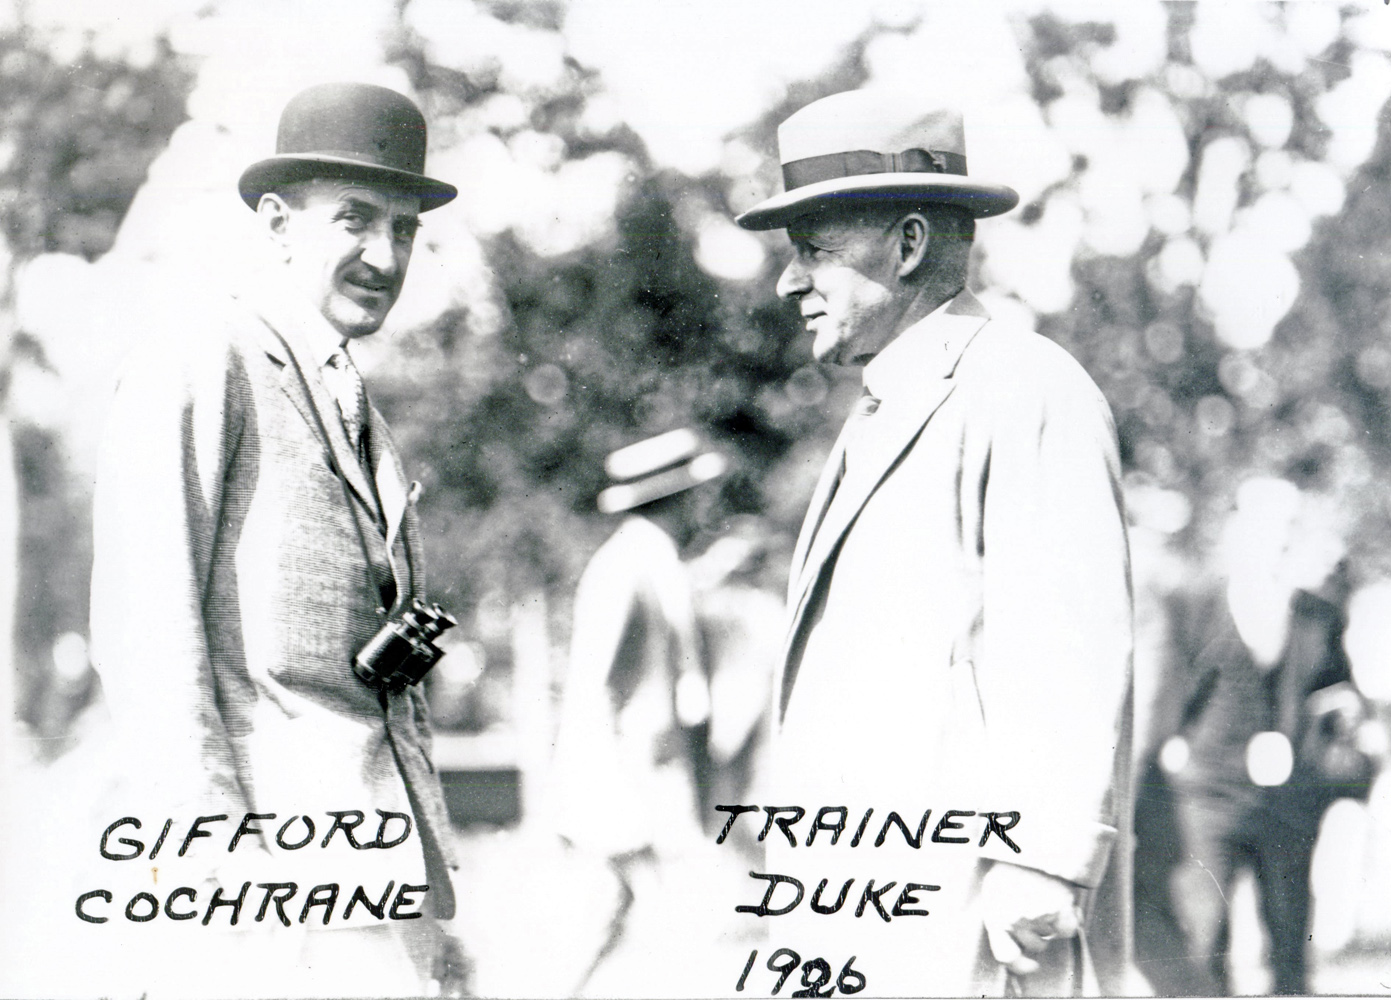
[352,599,457,692]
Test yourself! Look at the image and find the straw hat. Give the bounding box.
[736,90,1018,231]
[597,429,728,514]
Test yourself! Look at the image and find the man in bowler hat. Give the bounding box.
[89,83,467,997]
[735,90,1134,996]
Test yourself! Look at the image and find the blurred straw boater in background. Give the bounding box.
[88,82,468,998]
[736,89,1135,997]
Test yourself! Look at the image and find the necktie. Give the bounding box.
[325,347,368,458]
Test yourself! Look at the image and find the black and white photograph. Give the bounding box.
[3,1,1391,996]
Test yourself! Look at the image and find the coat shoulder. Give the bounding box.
[959,318,1116,428]
[115,283,277,399]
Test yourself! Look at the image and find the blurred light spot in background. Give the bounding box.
[13,254,91,363]
[451,133,521,237]
[1159,735,1189,775]
[509,130,566,171]
[1194,395,1236,438]
[523,364,569,407]
[1193,136,1250,236]
[567,0,878,175]
[784,366,829,409]
[1288,3,1343,58]
[1355,345,1391,390]
[1191,3,1270,79]
[1149,236,1204,293]
[695,215,765,282]
[50,632,89,684]
[1243,92,1294,149]
[1256,149,1295,191]
[1089,1,1167,85]
[1311,799,1372,953]
[1079,165,1149,257]
[1125,479,1192,535]
[1199,232,1299,350]
[1317,50,1391,174]
[1147,193,1191,237]
[1289,160,1348,218]
[1345,581,1391,701]
[972,93,1071,209]
[980,196,1082,315]
[1245,730,1293,787]
[1217,353,1263,399]
[1237,190,1312,254]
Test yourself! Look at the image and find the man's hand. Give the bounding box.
[980,862,1080,976]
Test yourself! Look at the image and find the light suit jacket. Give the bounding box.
[89,277,457,918]
[768,292,1133,996]
[552,516,705,858]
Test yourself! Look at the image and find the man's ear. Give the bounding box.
[896,212,931,279]
[257,192,293,258]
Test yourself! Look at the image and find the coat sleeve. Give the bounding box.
[972,344,1133,889]
[88,329,252,818]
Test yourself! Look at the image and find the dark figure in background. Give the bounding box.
[1134,479,1377,995]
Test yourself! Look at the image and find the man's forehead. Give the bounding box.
[302,177,421,216]
[790,203,906,242]
[786,211,841,241]
[786,206,883,241]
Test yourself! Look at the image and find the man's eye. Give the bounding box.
[341,214,366,230]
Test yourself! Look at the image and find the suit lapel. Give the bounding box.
[786,431,850,607]
[784,378,957,637]
[367,404,415,610]
[249,301,380,515]
[777,303,991,717]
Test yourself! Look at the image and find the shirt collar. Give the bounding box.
[241,262,349,368]
[862,289,989,404]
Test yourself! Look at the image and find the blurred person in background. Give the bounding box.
[735,90,1134,997]
[686,516,782,844]
[1133,477,1381,996]
[87,83,467,997]
[551,428,726,996]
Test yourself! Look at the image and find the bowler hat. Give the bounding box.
[736,90,1018,230]
[597,428,728,515]
[238,82,457,212]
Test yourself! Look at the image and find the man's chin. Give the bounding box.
[325,300,390,339]
[812,332,856,367]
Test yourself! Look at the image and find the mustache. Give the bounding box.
[342,266,397,292]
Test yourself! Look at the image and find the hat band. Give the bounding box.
[782,148,967,191]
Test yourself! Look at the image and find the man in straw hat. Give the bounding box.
[734,90,1134,996]
[552,428,727,994]
[88,82,467,996]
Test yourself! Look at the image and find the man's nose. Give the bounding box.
[359,226,400,274]
[776,259,810,301]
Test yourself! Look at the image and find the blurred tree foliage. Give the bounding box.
[375,21,873,629]
[0,31,191,259]
[0,27,193,729]
[371,2,1391,640]
[1015,8,1391,574]
[10,1,1391,729]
